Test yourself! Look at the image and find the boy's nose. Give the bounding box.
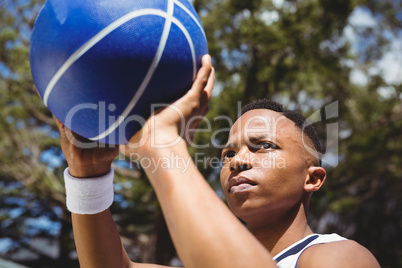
[230,153,253,172]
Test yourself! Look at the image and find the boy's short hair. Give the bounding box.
[240,99,322,166]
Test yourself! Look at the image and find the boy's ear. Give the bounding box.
[304,167,326,192]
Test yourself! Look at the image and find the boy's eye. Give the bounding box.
[254,142,279,150]
[221,151,236,162]
[223,151,235,158]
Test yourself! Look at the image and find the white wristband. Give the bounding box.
[63,167,114,215]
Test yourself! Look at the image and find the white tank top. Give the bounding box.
[273,233,347,268]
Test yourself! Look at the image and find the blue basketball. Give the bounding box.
[30,0,208,144]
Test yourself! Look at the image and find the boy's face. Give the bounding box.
[220,109,313,222]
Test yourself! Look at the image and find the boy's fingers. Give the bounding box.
[204,67,215,100]
[52,115,64,130]
[191,55,212,95]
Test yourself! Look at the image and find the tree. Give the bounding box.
[0,1,74,266]
[0,1,176,266]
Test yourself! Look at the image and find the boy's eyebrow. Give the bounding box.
[247,133,280,145]
[247,134,271,143]
[222,142,236,150]
[223,134,276,150]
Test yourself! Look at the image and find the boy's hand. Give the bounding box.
[54,118,119,178]
[120,54,214,158]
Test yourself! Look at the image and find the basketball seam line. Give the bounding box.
[91,4,197,141]
[43,5,199,142]
[89,0,175,141]
[172,0,206,38]
[43,4,204,107]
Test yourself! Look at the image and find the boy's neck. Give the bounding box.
[246,203,312,257]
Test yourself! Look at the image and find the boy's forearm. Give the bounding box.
[72,209,134,268]
[138,138,276,268]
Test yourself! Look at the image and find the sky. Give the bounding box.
[346,7,402,86]
[260,0,402,87]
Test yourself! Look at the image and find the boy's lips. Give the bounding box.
[228,177,257,194]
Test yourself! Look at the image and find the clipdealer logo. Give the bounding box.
[62,100,340,169]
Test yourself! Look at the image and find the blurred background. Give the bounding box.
[0,0,401,267]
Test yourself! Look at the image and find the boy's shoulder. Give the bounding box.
[298,238,380,268]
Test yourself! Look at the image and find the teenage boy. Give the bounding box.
[58,55,379,267]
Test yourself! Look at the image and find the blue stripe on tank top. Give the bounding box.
[274,234,319,263]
